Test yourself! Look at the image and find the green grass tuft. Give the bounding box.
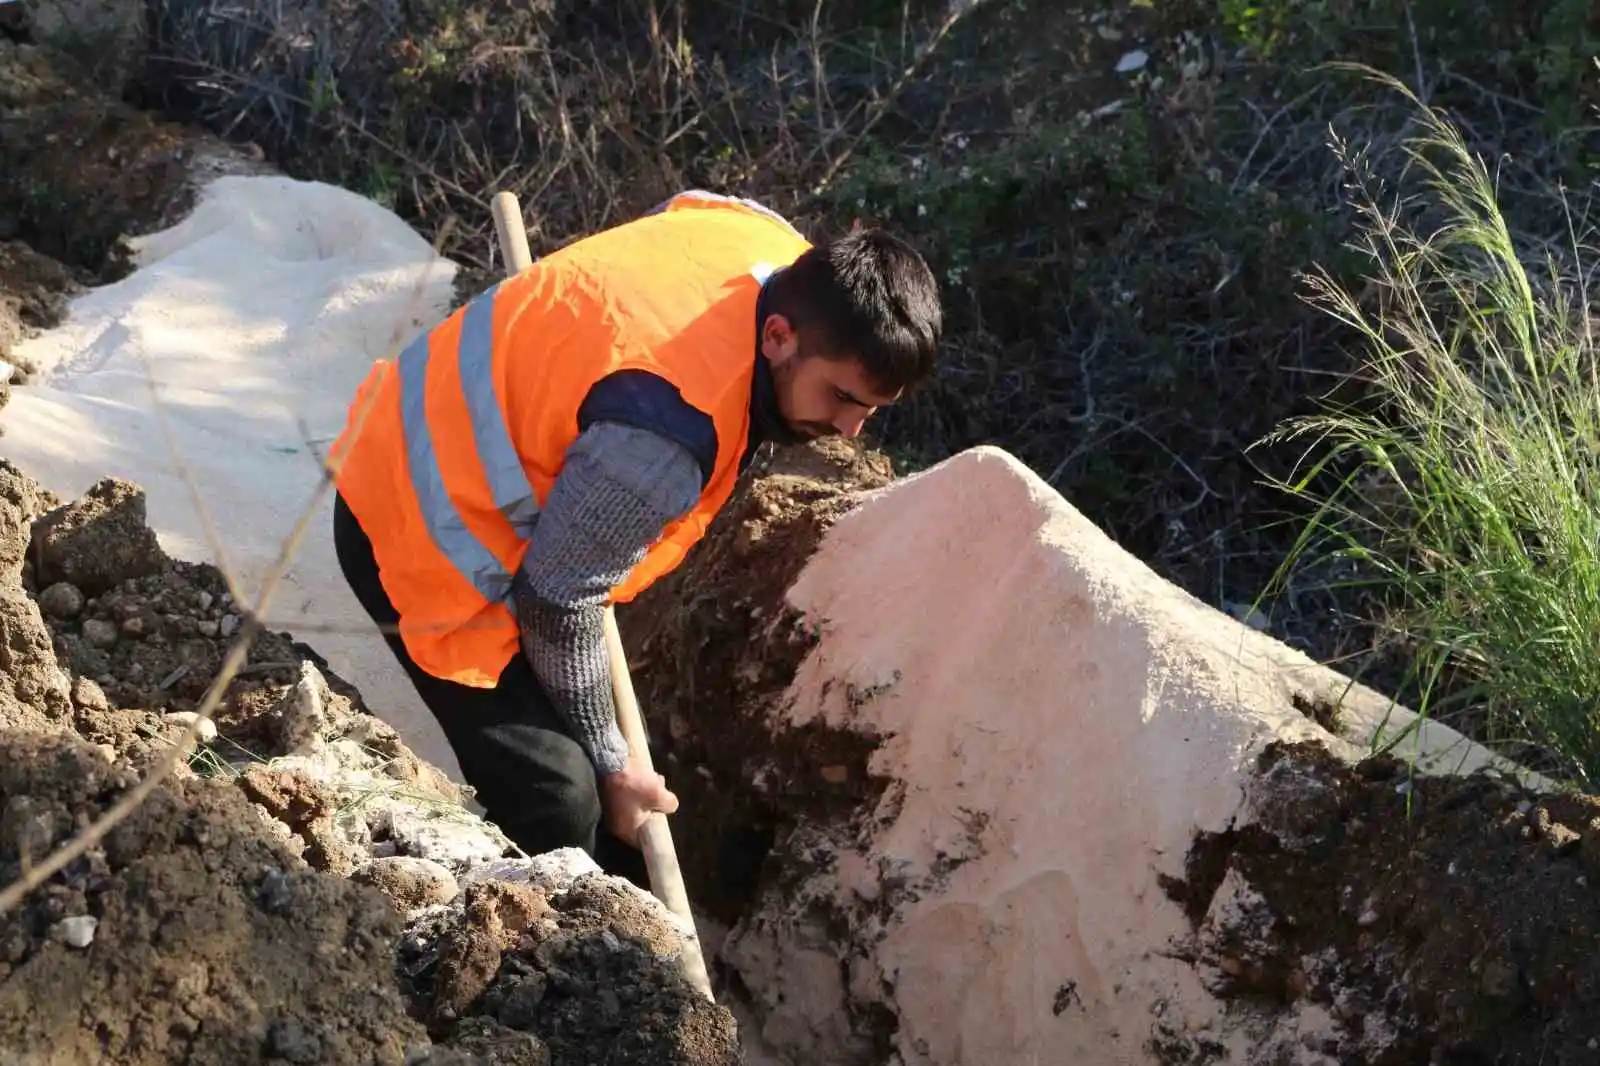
[1259,66,1600,785]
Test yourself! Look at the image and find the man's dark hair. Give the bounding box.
[764,228,943,394]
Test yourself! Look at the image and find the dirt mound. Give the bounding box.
[0,450,744,1064]
[0,729,427,1065]
[0,38,202,276]
[0,459,72,734]
[403,871,739,1065]
[0,239,80,362]
[19,473,313,770]
[622,438,1600,1064]
[1163,740,1600,1065]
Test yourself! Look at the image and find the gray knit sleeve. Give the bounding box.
[511,421,704,774]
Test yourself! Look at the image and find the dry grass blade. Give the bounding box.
[0,213,458,918]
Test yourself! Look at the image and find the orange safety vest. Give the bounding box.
[328,191,813,688]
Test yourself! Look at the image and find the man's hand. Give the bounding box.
[599,756,680,847]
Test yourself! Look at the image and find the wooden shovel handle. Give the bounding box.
[488,190,715,1002]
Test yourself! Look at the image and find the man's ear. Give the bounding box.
[761,312,800,364]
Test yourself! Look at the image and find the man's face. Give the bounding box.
[761,313,902,440]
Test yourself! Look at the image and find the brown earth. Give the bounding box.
[1161,741,1600,1065]
[0,240,80,366]
[0,37,203,279]
[618,437,901,928]
[405,876,740,1066]
[0,460,431,1065]
[0,447,745,1065]
[0,729,426,1066]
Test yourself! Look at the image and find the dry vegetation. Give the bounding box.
[19,0,1600,773]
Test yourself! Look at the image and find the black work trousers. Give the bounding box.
[332,491,649,888]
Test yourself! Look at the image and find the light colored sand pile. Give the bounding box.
[0,173,463,778]
[721,445,1537,1066]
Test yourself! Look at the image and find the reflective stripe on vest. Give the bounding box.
[398,280,537,606]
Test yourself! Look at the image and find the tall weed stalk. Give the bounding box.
[1261,67,1600,786]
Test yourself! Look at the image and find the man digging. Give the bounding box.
[327,191,943,885]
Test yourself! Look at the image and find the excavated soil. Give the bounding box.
[618,438,900,929]
[1160,740,1600,1065]
[0,450,743,1066]
[0,460,425,1065]
[0,729,425,1065]
[0,38,200,279]
[403,876,740,1065]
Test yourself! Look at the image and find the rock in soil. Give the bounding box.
[353,856,459,915]
[29,478,169,597]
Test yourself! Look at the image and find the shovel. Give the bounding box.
[489,190,716,1004]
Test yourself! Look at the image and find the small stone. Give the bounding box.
[258,869,294,914]
[119,615,148,638]
[37,582,84,620]
[94,744,117,763]
[1357,908,1379,927]
[81,619,118,649]
[0,796,60,859]
[387,808,508,869]
[495,973,549,1030]
[197,619,219,638]
[164,711,218,745]
[459,849,601,894]
[1115,49,1148,73]
[197,591,214,612]
[52,915,97,948]
[219,614,240,638]
[351,856,459,913]
[1544,822,1581,857]
[71,676,109,712]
